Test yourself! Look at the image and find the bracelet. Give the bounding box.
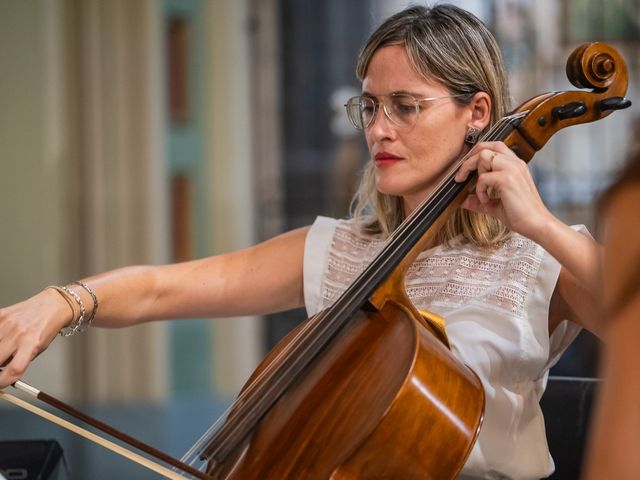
[45,286,76,328]
[59,285,86,337]
[71,281,98,327]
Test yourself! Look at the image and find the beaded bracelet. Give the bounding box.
[71,281,99,327]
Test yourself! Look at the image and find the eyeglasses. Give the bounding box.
[344,93,466,130]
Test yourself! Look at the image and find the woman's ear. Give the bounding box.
[468,91,492,131]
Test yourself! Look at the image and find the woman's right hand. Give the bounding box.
[0,288,73,388]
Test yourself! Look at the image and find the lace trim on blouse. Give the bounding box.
[320,221,544,318]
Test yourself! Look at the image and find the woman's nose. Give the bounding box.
[367,104,396,141]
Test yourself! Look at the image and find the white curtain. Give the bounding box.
[63,0,168,403]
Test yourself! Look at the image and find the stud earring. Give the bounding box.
[465,126,480,146]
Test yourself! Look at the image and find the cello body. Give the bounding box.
[210,300,484,479]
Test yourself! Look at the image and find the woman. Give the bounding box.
[583,147,640,480]
[0,5,601,478]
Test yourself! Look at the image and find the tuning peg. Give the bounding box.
[552,101,587,121]
[596,96,632,112]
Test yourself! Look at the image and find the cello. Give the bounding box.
[1,42,632,479]
[184,41,632,479]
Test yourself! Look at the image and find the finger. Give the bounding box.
[479,150,498,175]
[0,345,34,388]
[455,146,487,182]
[487,185,501,200]
[455,155,478,182]
[460,193,484,213]
[461,192,498,215]
[456,144,504,182]
[0,327,27,387]
[0,334,18,369]
[0,332,19,386]
[1,354,14,368]
[0,360,16,388]
[475,171,502,204]
[481,141,513,155]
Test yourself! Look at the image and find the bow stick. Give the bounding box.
[0,380,211,480]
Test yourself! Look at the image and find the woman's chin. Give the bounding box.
[375,184,402,197]
[375,179,417,198]
[375,176,405,196]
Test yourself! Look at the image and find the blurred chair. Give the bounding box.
[541,376,600,479]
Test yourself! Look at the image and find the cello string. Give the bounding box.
[181,112,528,466]
[195,37,626,464]
[180,113,522,466]
[178,314,331,465]
[380,112,527,249]
[323,112,524,303]
[178,314,327,464]
[352,112,527,293]
[272,114,528,367]
[179,311,335,465]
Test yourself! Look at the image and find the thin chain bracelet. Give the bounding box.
[59,285,85,337]
[71,281,99,327]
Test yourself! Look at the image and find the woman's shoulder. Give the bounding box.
[310,216,383,243]
[304,216,387,268]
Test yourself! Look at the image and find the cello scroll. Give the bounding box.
[507,42,631,161]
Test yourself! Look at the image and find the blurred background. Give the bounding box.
[0,0,638,478]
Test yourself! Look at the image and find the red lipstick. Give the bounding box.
[374,151,402,166]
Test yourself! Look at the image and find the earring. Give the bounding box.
[465,126,480,146]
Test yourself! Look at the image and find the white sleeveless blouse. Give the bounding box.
[303,216,582,480]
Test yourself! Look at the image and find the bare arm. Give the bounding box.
[89,226,308,326]
[0,226,309,387]
[528,216,602,337]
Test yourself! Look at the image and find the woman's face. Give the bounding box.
[362,44,473,213]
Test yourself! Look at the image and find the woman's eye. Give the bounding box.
[394,103,415,115]
[362,105,374,115]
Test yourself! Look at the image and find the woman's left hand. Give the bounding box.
[454,141,552,241]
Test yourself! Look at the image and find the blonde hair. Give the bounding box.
[351,4,511,246]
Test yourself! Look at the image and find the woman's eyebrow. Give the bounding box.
[361,90,425,98]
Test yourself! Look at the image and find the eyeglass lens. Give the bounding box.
[346,94,420,130]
